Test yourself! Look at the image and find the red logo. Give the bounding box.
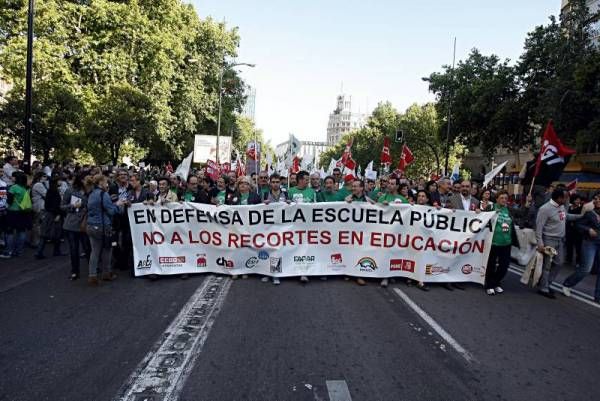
[461,264,473,274]
[196,254,207,268]
[330,253,343,265]
[390,259,415,272]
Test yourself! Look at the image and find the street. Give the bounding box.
[1,253,599,401]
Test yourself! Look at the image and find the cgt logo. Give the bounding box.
[217,257,234,269]
[425,264,450,275]
[137,255,152,269]
[390,259,415,273]
[196,254,207,268]
[356,257,378,272]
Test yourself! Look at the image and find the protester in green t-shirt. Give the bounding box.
[317,176,338,202]
[256,171,270,198]
[377,176,409,205]
[344,179,374,287]
[485,190,513,296]
[288,171,316,204]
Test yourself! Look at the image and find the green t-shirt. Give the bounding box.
[350,194,367,202]
[378,193,409,204]
[334,186,351,201]
[216,190,226,205]
[288,186,316,203]
[8,184,27,211]
[317,190,338,203]
[183,190,195,202]
[240,193,249,205]
[492,205,513,246]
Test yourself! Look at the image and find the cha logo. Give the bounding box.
[137,255,152,269]
[356,257,377,272]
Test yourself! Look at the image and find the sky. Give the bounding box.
[191,0,561,147]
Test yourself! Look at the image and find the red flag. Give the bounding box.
[341,138,353,165]
[206,160,221,181]
[534,120,576,177]
[221,162,231,174]
[397,144,414,172]
[235,160,245,177]
[344,157,356,171]
[566,179,578,194]
[380,137,392,165]
[291,156,301,173]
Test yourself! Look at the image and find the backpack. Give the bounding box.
[19,190,32,211]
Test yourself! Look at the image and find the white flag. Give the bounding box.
[483,161,508,189]
[301,153,314,170]
[174,151,194,181]
[327,158,338,175]
[319,167,327,179]
[365,161,374,172]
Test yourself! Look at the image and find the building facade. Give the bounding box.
[242,85,256,122]
[561,0,600,43]
[326,94,366,146]
[276,139,329,168]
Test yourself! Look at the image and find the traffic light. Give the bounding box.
[395,129,404,143]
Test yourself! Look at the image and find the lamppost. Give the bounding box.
[24,0,35,173]
[216,62,255,164]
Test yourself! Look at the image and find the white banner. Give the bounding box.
[193,135,232,164]
[128,203,497,284]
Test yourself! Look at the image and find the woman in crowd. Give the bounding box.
[485,190,515,295]
[61,173,91,280]
[156,177,179,205]
[229,176,261,206]
[210,175,230,206]
[480,189,494,211]
[399,182,414,203]
[0,172,32,259]
[35,175,65,259]
[30,172,48,248]
[86,174,124,286]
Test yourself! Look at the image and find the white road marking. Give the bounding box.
[116,275,231,401]
[326,380,353,401]
[393,288,476,363]
[508,265,600,310]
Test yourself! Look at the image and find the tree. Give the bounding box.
[85,83,156,164]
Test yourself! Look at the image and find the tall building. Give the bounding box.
[326,94,366,146]
[561,0,600,43]
[242,85,256,122]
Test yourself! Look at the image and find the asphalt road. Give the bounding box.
[1,252,599,401]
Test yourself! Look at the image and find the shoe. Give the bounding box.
[538,290,556,299]
[452,283,465,290]
[101,272,117,281]
[69,273,79,281]
[34,254,46,260]
[180,274,189,280]
[242,274,248,279]
[486,289,495,295]
[356,278,366,286]
[300,276,309,283]
[0,253,12,259]
[231,275,239,280]
[261,277,270,283]
[88,276,99,286]
[273,278,281,285]
[406,279,414,287]
[344,277,350,281]
[320,276,328,281]
[562,286,571,297]
[149,274,159,281]
[494,286,504,294]
[443,283,454,291]
[380,278,389,288]
[417,283,429,292]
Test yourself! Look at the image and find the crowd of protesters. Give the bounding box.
[1,155,598,303]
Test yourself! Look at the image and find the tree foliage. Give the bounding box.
[0,0,246,163]
[424,0,600,158]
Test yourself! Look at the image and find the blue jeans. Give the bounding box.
[563,240,600,300]
[4,230,26,257]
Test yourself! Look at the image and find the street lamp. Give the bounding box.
[24,0,35,173]
[216,62,255,164]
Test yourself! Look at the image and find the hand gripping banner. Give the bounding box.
[128,202,497,284]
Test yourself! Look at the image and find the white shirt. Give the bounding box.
[461,195,471,211]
